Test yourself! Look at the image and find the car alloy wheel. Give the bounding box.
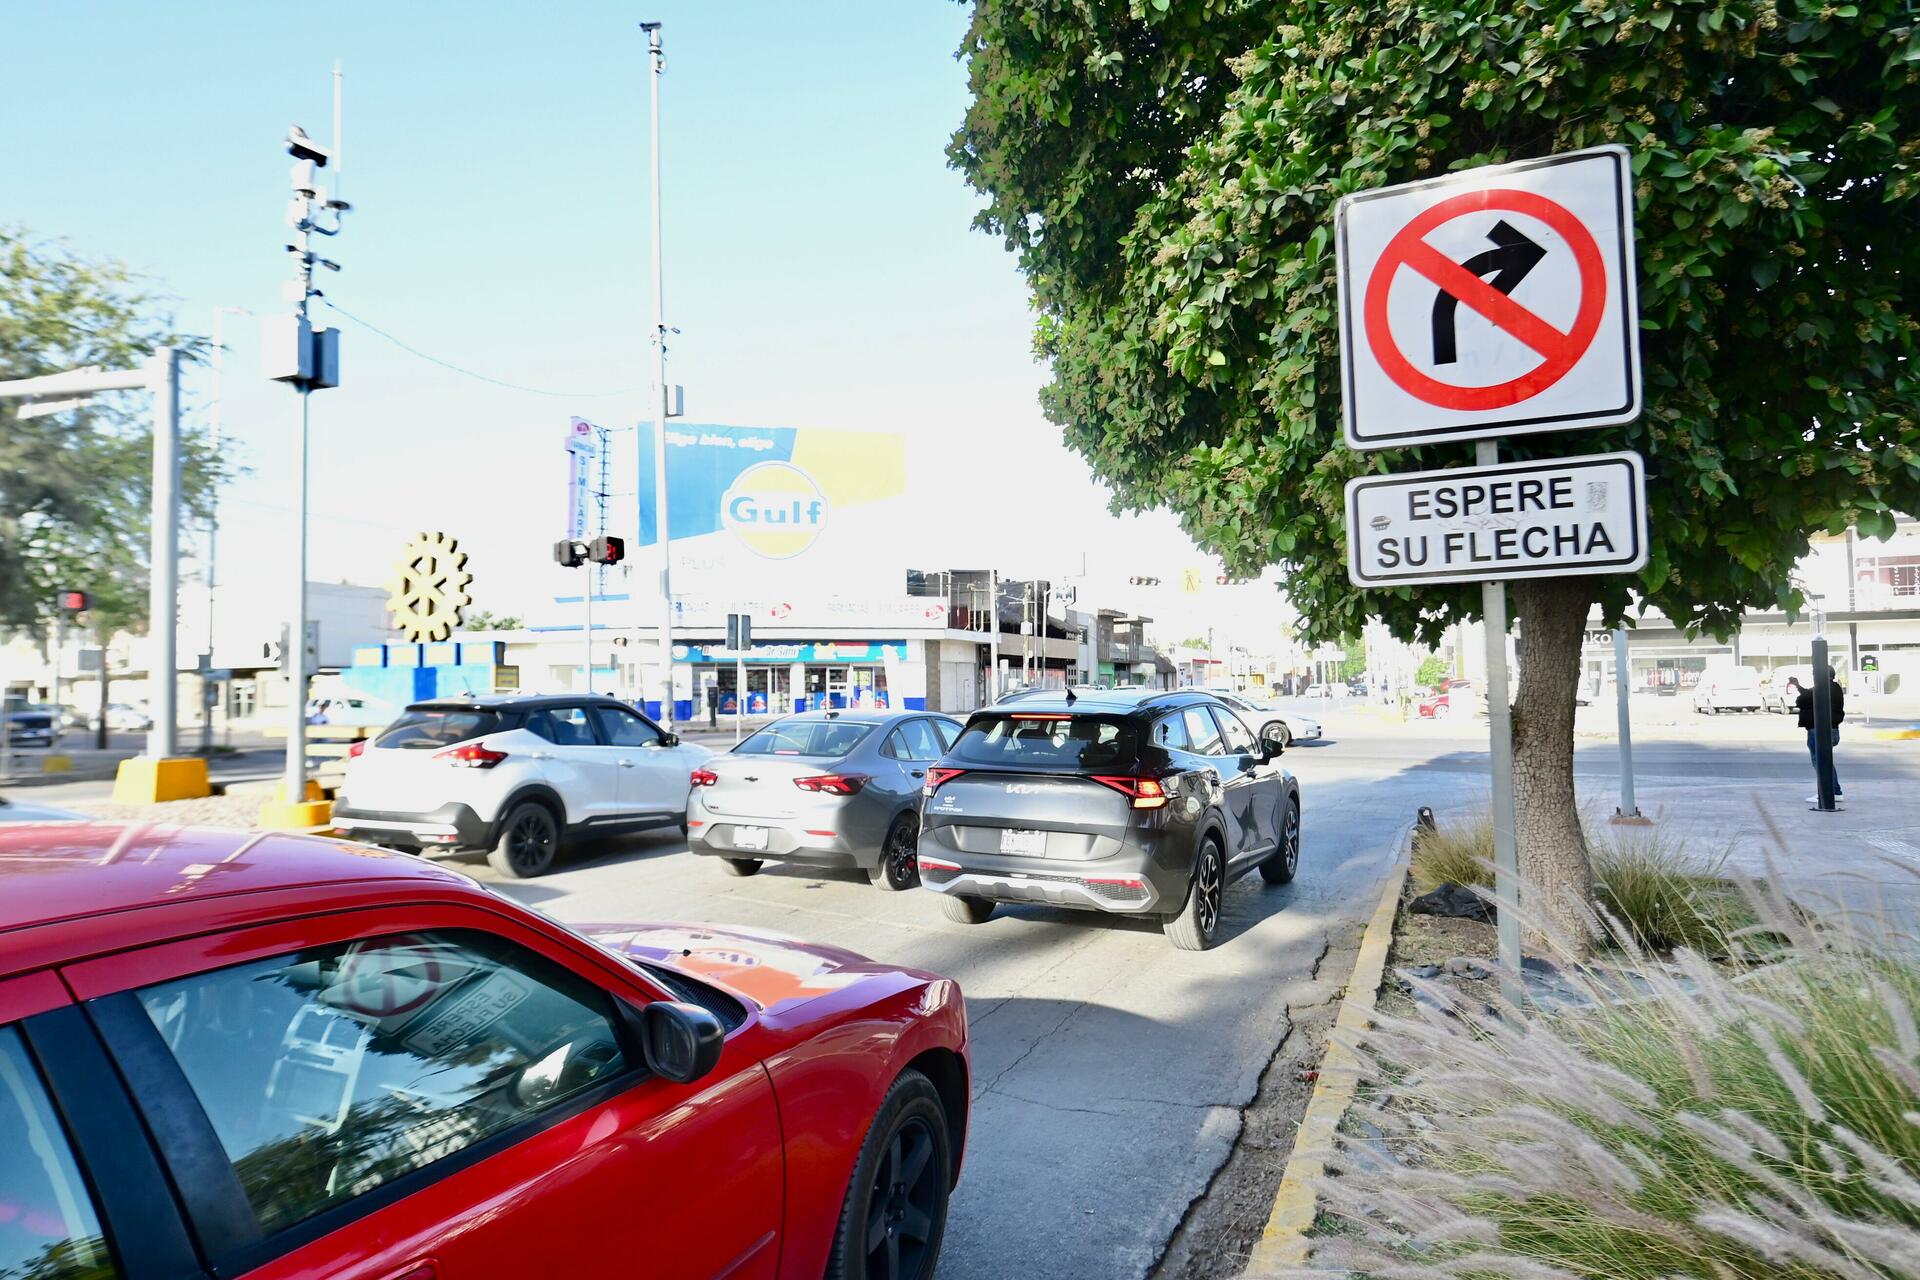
[873,814,921,892]
[487,802,559,878]
[1261,799,1300,885]
[1165,838,1225,951]
[828,1070,950,1280]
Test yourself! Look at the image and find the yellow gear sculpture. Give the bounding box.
[386,531,474,643]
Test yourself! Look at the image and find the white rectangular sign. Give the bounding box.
[1346,451,1648,588]
[1337,146,1640,450]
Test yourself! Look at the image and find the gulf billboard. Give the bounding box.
[635,423,908,598]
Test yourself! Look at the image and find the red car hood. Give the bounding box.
[579,921,889,1015]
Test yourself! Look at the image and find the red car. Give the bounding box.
[0,823,967,1280]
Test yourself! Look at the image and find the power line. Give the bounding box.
[318,299,650,399]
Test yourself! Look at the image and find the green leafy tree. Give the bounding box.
[1415,654,1452,689]
[461,609,524,632]
[1337,635,1366,682]
[0,226,217,644]
[952,0,1920,949]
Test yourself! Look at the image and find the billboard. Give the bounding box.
[636,423,908,598]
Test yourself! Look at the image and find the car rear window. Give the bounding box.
[735,720,875,757]
[375,709,511,749]
[949,714,1138,770]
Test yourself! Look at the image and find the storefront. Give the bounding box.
[671,641,921,715]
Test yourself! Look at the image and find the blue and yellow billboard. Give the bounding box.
[636,423,908,597]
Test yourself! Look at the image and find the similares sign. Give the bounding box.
[1345,452,1647,588]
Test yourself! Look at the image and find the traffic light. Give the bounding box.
[554,539,587,567]
[587,536,625,566]
[57,589,88,613]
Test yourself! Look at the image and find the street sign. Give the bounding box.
[1345,451,1648,588]
[1337,146,1640,450]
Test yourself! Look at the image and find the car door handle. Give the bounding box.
[381,1264,438,1280]
[528,751,554,760]
[910,769,926,778]
[617,759,637,768]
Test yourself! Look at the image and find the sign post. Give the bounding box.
[1336,145,1643,998]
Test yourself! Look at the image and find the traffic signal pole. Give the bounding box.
[643,21,674,728]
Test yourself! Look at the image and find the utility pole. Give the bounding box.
[988,568,1001,702]
[642,20,675,728]
[1610,626,1646,824]
[204,305,250,753]
[263,76,350,825]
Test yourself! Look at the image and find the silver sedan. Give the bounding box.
[686,709,963,889]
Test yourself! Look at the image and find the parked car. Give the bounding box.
[688,710,964,890]
[0,793,83,822]
[331,693,712,877]
[1210,691,1323,747]
[917,689,1300,952]
[2,702,58,748]
[1302,682,1330,699]
[0,821,967,1280]
[79,701,152,734]
[1416,689,1454,719]
[1692,666,1766,715]
[307,690,402,727]
[1761,666,1812,714]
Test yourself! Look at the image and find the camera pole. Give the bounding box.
[642,21,675,728]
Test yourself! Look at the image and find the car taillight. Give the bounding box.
[690,767,718,787]
[1091,775,1169,809]
[794,773,867,795]
[922,767,966,796]
[348,738,368,759]
[434,742,508,769]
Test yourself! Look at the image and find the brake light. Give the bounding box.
[434,742,508,769]
[794,773,867,795]
[690,767,718,787]
[1091,775,1169,809]
[919,854,961,872]
[1010,713,1061,720]
[923,767,966,796]
[348,738,368,759]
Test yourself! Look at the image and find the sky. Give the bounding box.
[2,1,1291,645]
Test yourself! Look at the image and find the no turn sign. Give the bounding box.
[1338,146,1640,450]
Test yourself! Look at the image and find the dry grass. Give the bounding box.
[1295,874,1920,1279]
[1408,809,1749,953]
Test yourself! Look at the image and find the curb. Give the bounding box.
[1244,827,1412,1275]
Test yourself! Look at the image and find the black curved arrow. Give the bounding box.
[1431,220,1546,365]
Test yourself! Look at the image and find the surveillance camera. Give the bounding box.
[639,20,662,30]
[286,124,331,166]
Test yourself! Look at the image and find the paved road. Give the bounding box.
[459,735,1421,1280]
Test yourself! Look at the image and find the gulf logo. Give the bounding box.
[721,461,829,559]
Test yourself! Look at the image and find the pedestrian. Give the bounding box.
[1795,672,1845,802]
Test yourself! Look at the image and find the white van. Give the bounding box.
[1692,666,1765,714]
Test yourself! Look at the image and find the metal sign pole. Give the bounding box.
[1613,626,1645,821]
[1477,440,1524,1001]
[1811,634,1837,811]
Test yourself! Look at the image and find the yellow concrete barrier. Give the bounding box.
[111,756,211,803]
[40,754,71,774]
[259,798,334,829]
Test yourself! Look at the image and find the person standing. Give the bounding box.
[1795,672,1846,801]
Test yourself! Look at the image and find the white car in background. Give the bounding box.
[305,690,401,727]
[1212,691,1324,748]
[1692,666,1767,714]
[331,693,712,878]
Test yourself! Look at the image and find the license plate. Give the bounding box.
[999,828,1047,856]
[733,825,769,852]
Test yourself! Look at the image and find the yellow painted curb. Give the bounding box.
[1244,833,1412,1275]
[1872,727,1920,741]
[111,756,212,803]
[259,799,333,830]
[40,754,72,774]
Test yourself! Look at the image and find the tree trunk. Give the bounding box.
[1509,575,1596,959]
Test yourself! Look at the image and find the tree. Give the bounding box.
[1337,635,1366,682]
[461,609,524,632]
[1415,654,1452,690]
[0,226,217,642]
[953,0,1920,950]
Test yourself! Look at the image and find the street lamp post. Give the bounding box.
[204,305,250,753]
[641,21,675,728]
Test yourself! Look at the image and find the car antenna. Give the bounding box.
[1065,688,1077,705]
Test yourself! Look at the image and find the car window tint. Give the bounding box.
[590,706,662,748]
[897,720,943,762]
[374,709,507,750]
[948,715,1137,770]
[881,729,907,760]
[1181,707,1226,755]
[1213,707,1257,755]
[1152,712,1190,752]
[932,720,961,751]
[133,930,629,1238]
[539,707,594,746]
[735,721,875,758]
[0,1024,119,1280]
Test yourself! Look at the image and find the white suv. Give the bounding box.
[332,694,712,878]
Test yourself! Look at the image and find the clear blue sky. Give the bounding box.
[4,1,1281,640]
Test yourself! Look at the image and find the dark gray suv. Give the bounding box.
[915,690,1301,951]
